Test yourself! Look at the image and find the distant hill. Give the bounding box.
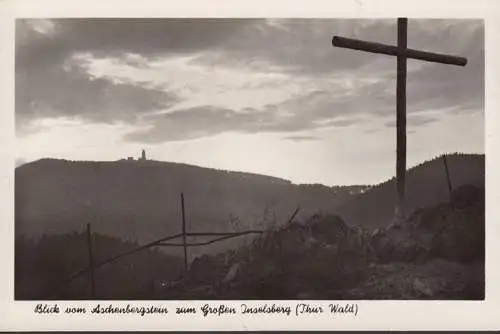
[333,153,485,229]
[15,158,366,257]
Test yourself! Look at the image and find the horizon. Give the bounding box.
[15,151,485,187]
[16,18,484,186]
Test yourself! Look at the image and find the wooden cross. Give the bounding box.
[332,18,467,220]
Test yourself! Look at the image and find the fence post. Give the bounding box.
[86,223,96,299]
[442,154,453,201]
[181,193,188,272]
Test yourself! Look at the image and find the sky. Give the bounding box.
[15,18,484,186]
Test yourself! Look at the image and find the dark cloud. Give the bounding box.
[16,18,255,66]
[123,97,368,143]
[123,106,273,142]
[123,102,361,143]
[15,18,255,134]
[406,22,484,114]
[190,19,482,78]
[16,58,179,128]
[121,102,341,143]
[189,19,396,76]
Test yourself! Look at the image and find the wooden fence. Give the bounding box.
[42,193,299,299]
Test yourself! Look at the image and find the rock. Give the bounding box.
[370,228,429,264]
[222,263,240,283]
[451,185,484,210]
[305,235,319,248]
[413,277,433,297]
[189,254,222,283]
[427,186,484,263]
[307,214,350,244]
[275,226,309,253]
[371,228,382,238]
[388,220,403,230]
[223,250,236,265]
[430,219,484,263]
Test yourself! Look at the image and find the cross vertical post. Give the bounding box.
[396,18,408,219]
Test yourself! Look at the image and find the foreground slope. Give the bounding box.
[160,184,484,300]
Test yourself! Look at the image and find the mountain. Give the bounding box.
[332,153,485,229]
[15,158,366,257]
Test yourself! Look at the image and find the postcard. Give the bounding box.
[1,0,499,331]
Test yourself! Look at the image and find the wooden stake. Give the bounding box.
[287,206,300,225]
[86,223,96,299]
[443,154,453,200]
[181,193,188,272]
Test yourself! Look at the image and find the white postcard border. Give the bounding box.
[1,0,499,330]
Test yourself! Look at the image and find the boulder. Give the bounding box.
[306,214,350,244]
[451,184,484,210]
[189,254,222,283]
[412,277,434,297]
[222,263,241,283]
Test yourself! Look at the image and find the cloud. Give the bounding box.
[16,53,179,123]
[330,118,360,127]
[121,88,375,143]
[283,135,319,141]
[16,18,254,62]
[123,106,273,142]
[16,18,484,143]
[15,18,254,134]
[384,114,439,128]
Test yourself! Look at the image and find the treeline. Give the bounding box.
[333,153,485,229]
[15,232,184,300]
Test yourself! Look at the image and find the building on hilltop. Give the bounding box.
[122,150,146,161]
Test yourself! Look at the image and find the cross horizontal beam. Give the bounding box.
[332,36,467,66]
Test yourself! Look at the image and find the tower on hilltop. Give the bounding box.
[141,149,146,160]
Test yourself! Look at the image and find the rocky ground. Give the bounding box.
[151,185,484,300]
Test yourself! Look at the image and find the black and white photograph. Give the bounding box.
[13,16,485,303]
